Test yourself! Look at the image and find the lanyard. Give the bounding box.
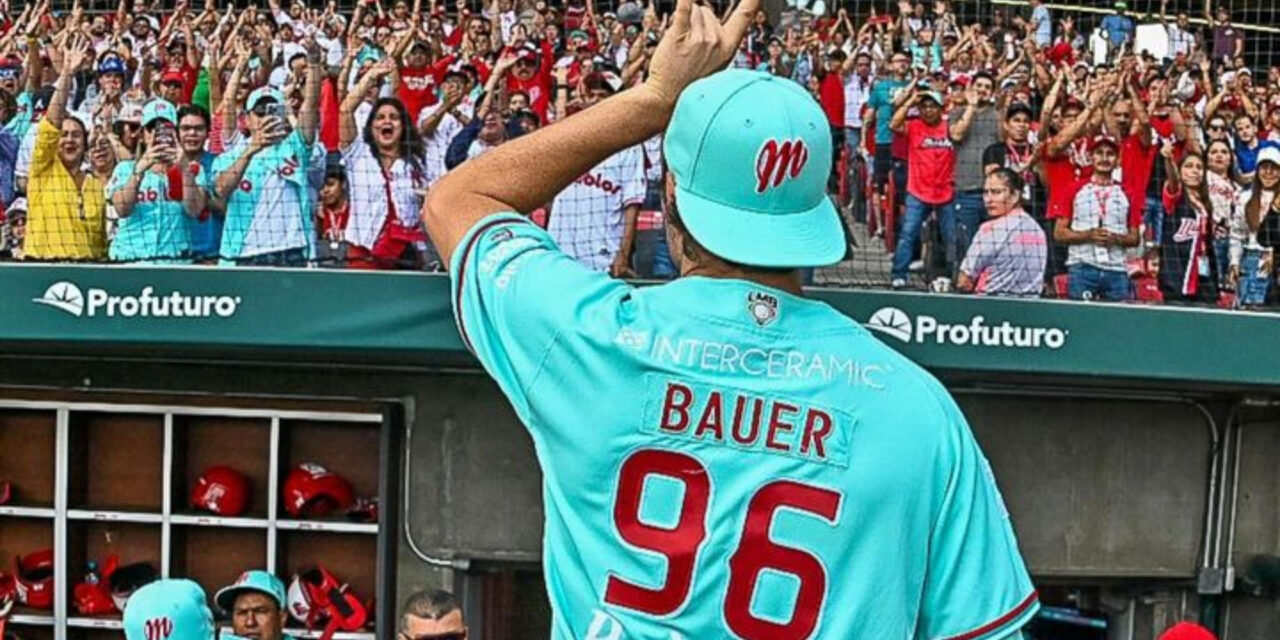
[1094,183,1114,227]
[1007,143,1031,169]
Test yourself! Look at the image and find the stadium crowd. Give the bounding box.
[0,0,1277,306]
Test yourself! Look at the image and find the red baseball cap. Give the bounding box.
[160,69,186,85]
[1158,622,1217,640]
[1089,134,1120,152]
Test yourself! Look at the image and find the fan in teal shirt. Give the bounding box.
[106,100,208,263]
[868,69,910,146]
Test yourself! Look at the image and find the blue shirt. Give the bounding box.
[868,77,909,145]
[0,127,18,205]
[451,212,1039,640]
[105,161,196,262]
[1031,5,1052,47]
[1235,140,1276,176]
[187,151,222,258]
[1100,14,1134,46]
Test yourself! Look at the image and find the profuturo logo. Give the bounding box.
[33,282,86,316]
[865,306,1069,349]
[866,307,913,343]
[33,281,242,319]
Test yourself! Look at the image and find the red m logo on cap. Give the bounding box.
[144,617,174,640]
[755,138,809,194]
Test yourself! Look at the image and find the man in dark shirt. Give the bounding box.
[949,72,1000,277]
[984,103,1055,284]
[1210,5,1244,63]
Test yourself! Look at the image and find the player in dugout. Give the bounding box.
[422,0,1037,637]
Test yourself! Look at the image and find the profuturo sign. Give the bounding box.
[32,281,242,319]
[865,306,1069,350]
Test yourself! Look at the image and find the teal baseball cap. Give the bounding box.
[663,69,844,268]
[214,570,286,613]
[245,87,286,112]
[123,579,215,640]
[142,99,178,127]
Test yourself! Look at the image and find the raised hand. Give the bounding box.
[250,117,289,151]
[494,53,518,74]
[62,34,92,75]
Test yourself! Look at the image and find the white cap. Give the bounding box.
[1257,145,1280,169]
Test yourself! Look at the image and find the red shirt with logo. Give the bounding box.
[905,117,955,204]
[399,65,440,122]
[1043,139,1092,220]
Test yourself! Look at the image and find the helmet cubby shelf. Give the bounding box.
[0,400,390,640]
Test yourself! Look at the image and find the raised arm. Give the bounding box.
[339,58,394,148]
[1039,67,1066,134]
[889,86,917,133]
[221,42,251,140]
[297,38,324,145]
[182,19,200,69]
[22,1,49,94]
[46,34,91,129]
[1046,102,1099,157]
[422,0,758,265]
[950,86,981,142]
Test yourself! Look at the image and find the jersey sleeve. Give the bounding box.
[105,161,136,199]
[30,118,59,176]
[917,387,1038,640]
[959,221,995,279]
[449,212,631,419]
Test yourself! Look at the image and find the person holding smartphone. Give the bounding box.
[106,99,207,263]
[212,40,323,267]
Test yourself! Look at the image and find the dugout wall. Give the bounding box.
[1,266,1279,639]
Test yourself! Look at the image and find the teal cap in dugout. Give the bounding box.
[214,569,287,613]
[123,579,215,640]
[662,69,845,268]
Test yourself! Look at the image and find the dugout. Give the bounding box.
[1,265,1279,640]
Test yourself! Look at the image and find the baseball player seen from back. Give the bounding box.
[421,0,1038,637]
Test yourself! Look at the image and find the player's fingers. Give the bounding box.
[689,0,709,40]
[721,0,758,45]
[670,0,693,35]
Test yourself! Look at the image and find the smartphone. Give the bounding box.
[266,103,293,134]
[153,121,176,147]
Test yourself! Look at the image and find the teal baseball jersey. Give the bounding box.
[451,213,1038,640]
[106,160,200,262]
[210,131,315,261]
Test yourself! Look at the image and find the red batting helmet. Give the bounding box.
[286,566,368,640]
[192,465,252,517]
[283,464,354,518]
[0,572,16,612]
[14,549,54,610]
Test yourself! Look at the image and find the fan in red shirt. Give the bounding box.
[1043,96,1100,221]
[159,39,199,105]
[817,51,846,191]
[504,42,554,122]
[1108,84,1155,228]
[888,86,957,286]
[398,42,442,122]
